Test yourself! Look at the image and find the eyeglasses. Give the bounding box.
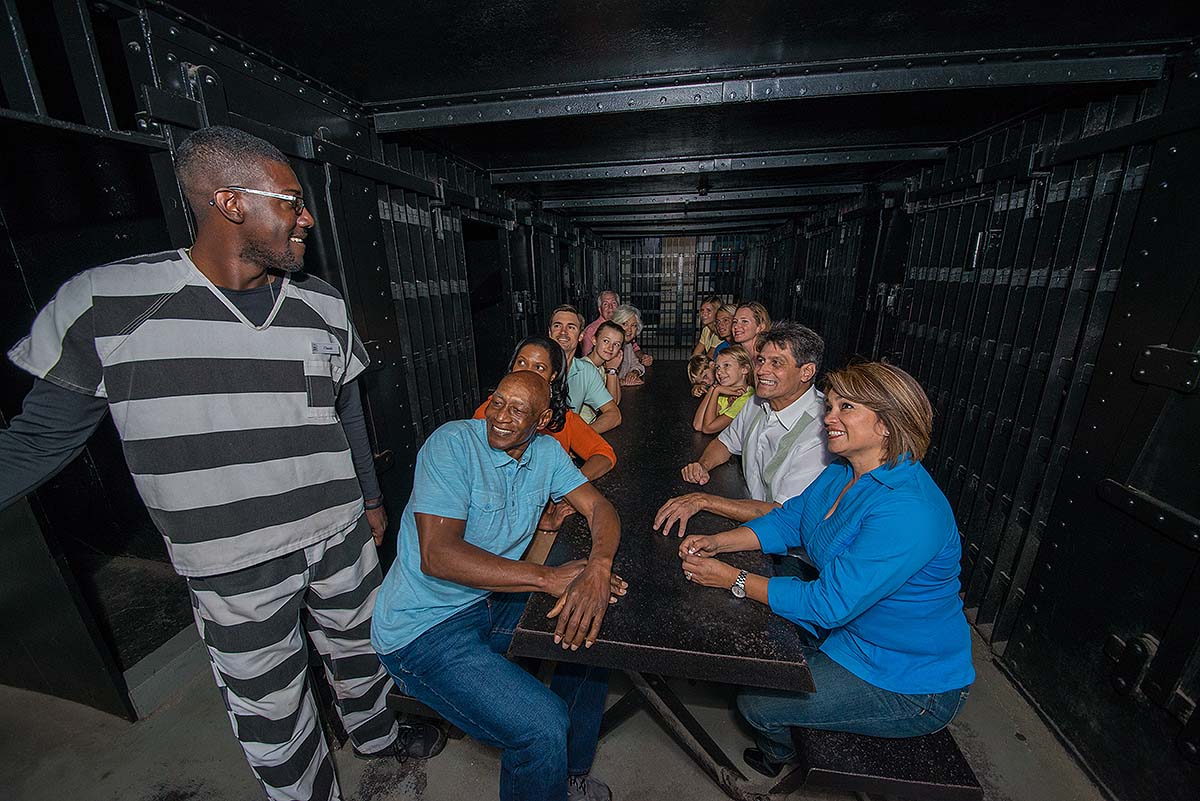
[210,186,306,215]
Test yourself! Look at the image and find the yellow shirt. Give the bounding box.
[716,388,753,419]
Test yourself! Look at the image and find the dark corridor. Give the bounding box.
[1,3,1199,801]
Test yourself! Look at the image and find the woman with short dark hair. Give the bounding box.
[473,336,617,557]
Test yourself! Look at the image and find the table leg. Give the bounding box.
[599,687,643,739]
[626,672,773,801]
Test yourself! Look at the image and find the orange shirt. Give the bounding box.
[472,399,617,468]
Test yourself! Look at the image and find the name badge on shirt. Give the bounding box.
[311,342,340,356]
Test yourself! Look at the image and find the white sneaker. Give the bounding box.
[567,773,612,801]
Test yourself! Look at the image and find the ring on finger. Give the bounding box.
[685,571,693,580]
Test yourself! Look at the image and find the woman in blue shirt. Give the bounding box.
[678,362,974,777]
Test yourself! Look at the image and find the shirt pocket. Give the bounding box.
[464,491,507,547]
[304,357,339,421]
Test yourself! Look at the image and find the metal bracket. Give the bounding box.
[312,139,440,198]
[186,63,229,126]
[1111,634,1158,696]
[1132,345,1200,393]
[1098,479,1200,553]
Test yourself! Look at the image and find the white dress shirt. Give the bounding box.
[717,385,833,504]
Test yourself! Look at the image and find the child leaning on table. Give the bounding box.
[688,354,716,398]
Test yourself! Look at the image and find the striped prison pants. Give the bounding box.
[187,515,397,801]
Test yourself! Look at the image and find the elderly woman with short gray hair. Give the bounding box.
[610,304,650,385]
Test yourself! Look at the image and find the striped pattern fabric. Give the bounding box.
[7,250,370,576]
[190,516,396,801]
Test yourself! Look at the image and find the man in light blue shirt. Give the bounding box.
[372,371,624,801]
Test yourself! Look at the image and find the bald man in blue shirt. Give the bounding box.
[372,371,624,801]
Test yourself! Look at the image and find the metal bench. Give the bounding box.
[769,727,983,801]
[385,687,465,740]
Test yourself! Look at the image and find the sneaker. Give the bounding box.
[742,747,790,778]
[353,722,447,763]
[567,773,612,801]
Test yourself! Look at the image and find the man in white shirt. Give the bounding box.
[654,321,832,538]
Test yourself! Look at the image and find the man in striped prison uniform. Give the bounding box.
[0,126,438,801]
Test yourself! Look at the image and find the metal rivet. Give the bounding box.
[126,40,141,53]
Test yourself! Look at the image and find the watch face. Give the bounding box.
[731,585,746,598]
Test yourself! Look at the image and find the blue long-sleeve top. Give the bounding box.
[746,457,975,695]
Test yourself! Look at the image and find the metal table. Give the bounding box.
[509,362,814,800]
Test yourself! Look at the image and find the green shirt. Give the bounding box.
[566,356,613,423]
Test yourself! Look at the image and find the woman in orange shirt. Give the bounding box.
[474,336,617,559]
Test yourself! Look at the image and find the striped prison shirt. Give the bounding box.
[8,249,371,577]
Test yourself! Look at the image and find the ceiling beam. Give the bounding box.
[574,206,816,223]
[491,147,946,184]
[541,184,862,209]
[374,54,1165,132]
[596,222,780,237]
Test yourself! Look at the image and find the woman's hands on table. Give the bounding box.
[679,552,739,589]
[544,559,629,650]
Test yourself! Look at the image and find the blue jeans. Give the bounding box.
[737,647,971,761]
[377,593,608,801]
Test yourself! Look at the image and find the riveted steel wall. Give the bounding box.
[779,70,1199,799]
[0,0,509,717]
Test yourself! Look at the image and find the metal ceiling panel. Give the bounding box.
[159,1,1193,104]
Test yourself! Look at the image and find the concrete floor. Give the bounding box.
[0,632,1102,801]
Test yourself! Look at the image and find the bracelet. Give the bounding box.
[605,368,618,375]
[363,498,384,510]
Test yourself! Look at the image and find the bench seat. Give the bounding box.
[769,727,983,801]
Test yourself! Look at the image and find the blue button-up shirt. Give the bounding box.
[747,458,975,695]
[371,419,586,654]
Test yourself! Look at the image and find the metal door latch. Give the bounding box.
[1132,345,1200,393]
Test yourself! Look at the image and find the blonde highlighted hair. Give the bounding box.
[715,344,756,389]
[823,361,932,466]
[737,301,772,333]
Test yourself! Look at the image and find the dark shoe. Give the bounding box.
[354,722,447,763]
[742,747,789,778]
[567,773,612,801]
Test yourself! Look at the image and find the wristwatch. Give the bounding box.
[605,368,618,375]
[730,570,747,598]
